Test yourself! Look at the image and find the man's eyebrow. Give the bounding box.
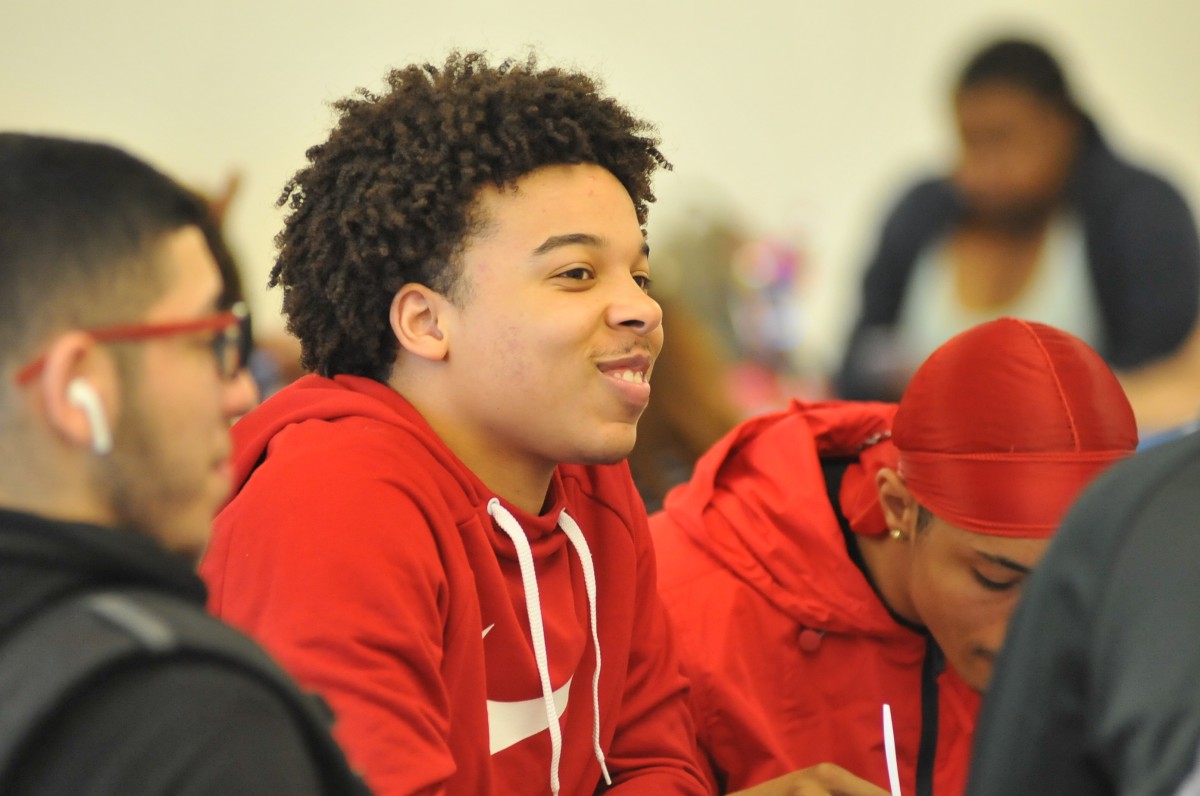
[531,233,651,261]
[976,550,1033,575]
[532,233,603,256]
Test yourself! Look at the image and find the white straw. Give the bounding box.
[883,703,902,796]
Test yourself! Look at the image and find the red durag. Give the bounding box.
[894,318,1138,538]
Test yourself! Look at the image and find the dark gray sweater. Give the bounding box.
[967,430,1200,794]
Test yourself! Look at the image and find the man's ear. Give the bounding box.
[389,284,450,362]
[876,467,919,535]
[36,332,119,455]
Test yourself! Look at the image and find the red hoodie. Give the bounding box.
[201,374,708,796]
[650,401,979,795]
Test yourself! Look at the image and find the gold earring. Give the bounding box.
[888,528,908,541]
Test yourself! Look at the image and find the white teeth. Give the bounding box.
[610,369,646,384]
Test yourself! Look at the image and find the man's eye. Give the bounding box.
[558,267,594,280]
[972,570,1020,592]
[633,274,654,292]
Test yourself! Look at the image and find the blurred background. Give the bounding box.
[6,0,1199,501]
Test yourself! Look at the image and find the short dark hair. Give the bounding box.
[0,133,208,373]
[271,51,670,381]
[194,200,246,313]
[956,37,1080,117]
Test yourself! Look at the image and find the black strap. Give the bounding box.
[0,587,368,795]
[915,637,944,796]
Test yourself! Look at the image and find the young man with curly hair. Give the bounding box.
[200,53,710,795]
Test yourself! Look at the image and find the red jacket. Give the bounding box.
[650,401,979,795]
[201,375,708,796]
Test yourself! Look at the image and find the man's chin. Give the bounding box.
[154,498,223,560]
[958,656,995,694]
[163,523,212,561]
[573,439,638,467]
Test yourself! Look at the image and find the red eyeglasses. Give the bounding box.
[14,302,252,385]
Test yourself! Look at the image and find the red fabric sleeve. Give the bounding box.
[202,441,460,796]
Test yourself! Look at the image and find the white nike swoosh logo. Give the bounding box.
[488,676,572,755]
[482,623,495,639]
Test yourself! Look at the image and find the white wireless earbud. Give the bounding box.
[66,378,113,455]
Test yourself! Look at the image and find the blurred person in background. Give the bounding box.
[629,201,821,511]
[836,37,1200,433]
[628,206,747,512]
[653,318,1137,795]
[627,296,743,513]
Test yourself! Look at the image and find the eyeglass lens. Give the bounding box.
[211,311,252,379]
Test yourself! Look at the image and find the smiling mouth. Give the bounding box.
[596,350,653,382]
[607,368,647,384]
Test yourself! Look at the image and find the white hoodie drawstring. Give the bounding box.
[487,498,609,794]
[488,499,563,795]
[556,509,612,786]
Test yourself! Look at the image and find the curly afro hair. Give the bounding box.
[271,51,671,381]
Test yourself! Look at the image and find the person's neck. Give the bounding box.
[966,204,1056,240]
[857,533,921,626]
[468,455,555,516]
[392,374,554,516]
[0,483,116,530]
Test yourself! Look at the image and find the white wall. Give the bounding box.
[5,0,1198,371]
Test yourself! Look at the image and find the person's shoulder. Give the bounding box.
[873,175,962,250]
[886,175,959,218]
[1054,432,1200,571]
[1102,432,1200,538]
[1134,427,1200,469]
[1077,131,1195,213]
[1075,432,1200,519]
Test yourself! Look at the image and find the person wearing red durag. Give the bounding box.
[650,317,1139,796]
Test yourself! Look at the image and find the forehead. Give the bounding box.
[143,225,222,320]
[928,513,1051,563]
[469,164,642,247]
[955,82,1061,126]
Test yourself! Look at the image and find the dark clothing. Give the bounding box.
[966,430,1200,795]
[0,508,337,795]
[837,120,1200,401]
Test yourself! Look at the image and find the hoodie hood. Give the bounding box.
[654,400,902,637]
[232,374,479,500]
